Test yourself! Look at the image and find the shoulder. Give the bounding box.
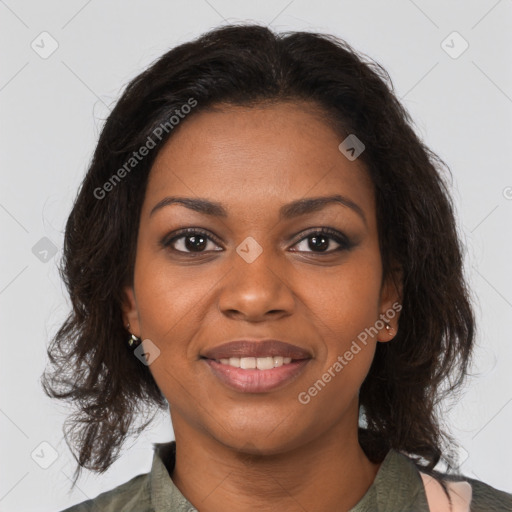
[419,471,512,512]
[390,450,512,511]
[59,472,152,512]
[464,476,512,511]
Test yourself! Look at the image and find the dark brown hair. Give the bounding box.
[42,23,475,487]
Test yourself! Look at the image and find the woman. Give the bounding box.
[43,24,512,511]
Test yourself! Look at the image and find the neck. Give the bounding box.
[169,414,382,512]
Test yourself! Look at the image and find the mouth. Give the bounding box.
[202,355,296,369]
[200,339,312,393]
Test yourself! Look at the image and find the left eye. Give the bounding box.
[291,229,351,253]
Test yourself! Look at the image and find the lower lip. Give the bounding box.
[203,358,310,393]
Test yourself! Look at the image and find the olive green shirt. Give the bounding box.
[61,441,512,511]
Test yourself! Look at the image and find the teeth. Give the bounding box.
[240,357,256,369]
[257,357,274,370]
[218,356,293,369]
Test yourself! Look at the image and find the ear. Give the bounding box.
[377,265,403,343]
[121,285,141,337]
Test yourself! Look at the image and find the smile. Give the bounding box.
[215,356,293,369]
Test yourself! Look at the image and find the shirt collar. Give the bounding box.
[149,441,197,512]
[147,440,424,512]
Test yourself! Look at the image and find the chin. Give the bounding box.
[212,422,310,457]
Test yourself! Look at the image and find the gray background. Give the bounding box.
[1,1,511,510]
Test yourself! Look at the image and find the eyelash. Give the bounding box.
[160,227,353,256]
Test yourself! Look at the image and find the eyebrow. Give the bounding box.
[149,194,367,225]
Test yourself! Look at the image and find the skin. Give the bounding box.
[122,101,402,512]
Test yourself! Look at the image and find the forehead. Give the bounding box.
[143,102,375,223]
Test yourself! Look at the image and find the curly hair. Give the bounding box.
[42,23,475,487]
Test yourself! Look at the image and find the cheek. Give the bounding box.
[298,264,380,414]
[299,252,382,392]
[302,253,383,333]
[133,247,209,337]
[131,247,224,403]
[132,259,202,404]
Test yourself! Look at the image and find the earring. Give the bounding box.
[385,323,395,337]
[126,323,141,347]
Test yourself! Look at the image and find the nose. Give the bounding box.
[217,248,295,322]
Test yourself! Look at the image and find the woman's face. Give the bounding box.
[123,101,400,454]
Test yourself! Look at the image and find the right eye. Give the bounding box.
[160,228,223,254]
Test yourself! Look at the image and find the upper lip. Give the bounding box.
[201,340,312,360]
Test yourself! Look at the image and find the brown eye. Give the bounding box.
[291,228,353,254]
[161,229,223,254]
